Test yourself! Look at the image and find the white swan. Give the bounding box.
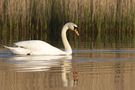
[4,22,79,55]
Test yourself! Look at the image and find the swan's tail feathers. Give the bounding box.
[3,46,18,52]
[3,45,8,48]
[0,44,5,48]
[3,45,30,55]
[3,45,13,49]
[0,43,10,49]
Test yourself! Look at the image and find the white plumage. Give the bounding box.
[4,22,79,55]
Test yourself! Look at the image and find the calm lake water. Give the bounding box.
[0,43,135,90]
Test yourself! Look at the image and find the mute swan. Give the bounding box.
[4,22,79,55]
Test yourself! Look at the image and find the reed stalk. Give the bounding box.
[0,0,135,48]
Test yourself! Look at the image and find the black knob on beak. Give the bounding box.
[74,26,79,36]
[74,26,78,30]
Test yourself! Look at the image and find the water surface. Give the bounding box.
[0,47,135,90]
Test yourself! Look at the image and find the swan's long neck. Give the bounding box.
[61,26,72,54]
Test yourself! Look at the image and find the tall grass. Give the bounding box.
[0,0,135,48]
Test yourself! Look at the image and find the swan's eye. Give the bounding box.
[74,26,78,30]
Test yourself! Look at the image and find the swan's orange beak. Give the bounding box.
[75,29,79,36]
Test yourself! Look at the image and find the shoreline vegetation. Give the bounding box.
[0,0,135,48]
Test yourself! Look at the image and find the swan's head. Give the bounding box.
[66,22,79,36]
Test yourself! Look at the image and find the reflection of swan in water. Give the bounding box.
[6,55,72,72]
[6,55,75,87]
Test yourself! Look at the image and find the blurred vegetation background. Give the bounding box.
[0,0,135,48]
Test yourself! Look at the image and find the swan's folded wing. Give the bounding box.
[4,46,31,55]
[14,40,66,55]
[15,40,50,50]
[14,40,57,50]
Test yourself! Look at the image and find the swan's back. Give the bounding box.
[14,40,66,55]
[15,40,52,50]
